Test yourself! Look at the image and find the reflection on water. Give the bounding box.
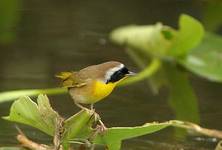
[0,0,222,149]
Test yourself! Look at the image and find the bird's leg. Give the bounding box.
[95,114,107,132]
[98,119,107,132]
[88,107,107,132]
[74,101,88,110]
[90,104,94,111]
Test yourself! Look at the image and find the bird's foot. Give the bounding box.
[89,110,107,132]
[98,119,107,132]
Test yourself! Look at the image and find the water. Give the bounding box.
[0,0,222,149]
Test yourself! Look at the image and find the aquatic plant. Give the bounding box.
[3,95,222,150]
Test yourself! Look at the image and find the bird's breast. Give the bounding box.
[91,80,116,102]
[69,80,116,104]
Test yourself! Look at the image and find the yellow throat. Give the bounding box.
[92,80,117,102]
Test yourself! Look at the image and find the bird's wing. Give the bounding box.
[56,71,87,88]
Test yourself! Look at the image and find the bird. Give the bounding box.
[56,61,135,110]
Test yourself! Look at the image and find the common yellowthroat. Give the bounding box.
[56,61,135,109]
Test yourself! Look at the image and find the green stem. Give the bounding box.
[0,87,67,103]
[118,58,161,86]
[126,48,146,68]
[0,57,160,103]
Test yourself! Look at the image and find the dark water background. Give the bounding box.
[0,0,222,149]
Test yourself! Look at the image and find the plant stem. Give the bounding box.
[0,87,67,103]
[126,48,147,68]
[171,120,222,139]
[118,58,161,86]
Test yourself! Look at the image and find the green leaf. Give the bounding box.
[180,33,222,82]
[0,87,67,103]
[3,95,60,136]
[164,63,200,137]
[110,23,176,57]
[110,14,204,58]
[62,109,95,142]
[169,14,204,56]
[106,141,121,150]
[165,63,200,123]
[94,122,171,150]
[61,109,95,150]
[94,120,222,150]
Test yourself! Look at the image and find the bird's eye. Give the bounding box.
[106,67,129,84]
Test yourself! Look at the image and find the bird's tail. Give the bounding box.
[55,72,72,80]
[56,71,78,87]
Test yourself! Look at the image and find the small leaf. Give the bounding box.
[169,14,204,56]
[3,95,61,136]
[180,33,222,82]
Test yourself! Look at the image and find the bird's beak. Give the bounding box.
[126,71,136,76]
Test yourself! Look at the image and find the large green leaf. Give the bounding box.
[94,120,222,150]
[169,14,204,56]
[110,14,204,59]
[3,95,60,136]
[110,23,176,57]
[180,33,222,82]
[94,122,171,150]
